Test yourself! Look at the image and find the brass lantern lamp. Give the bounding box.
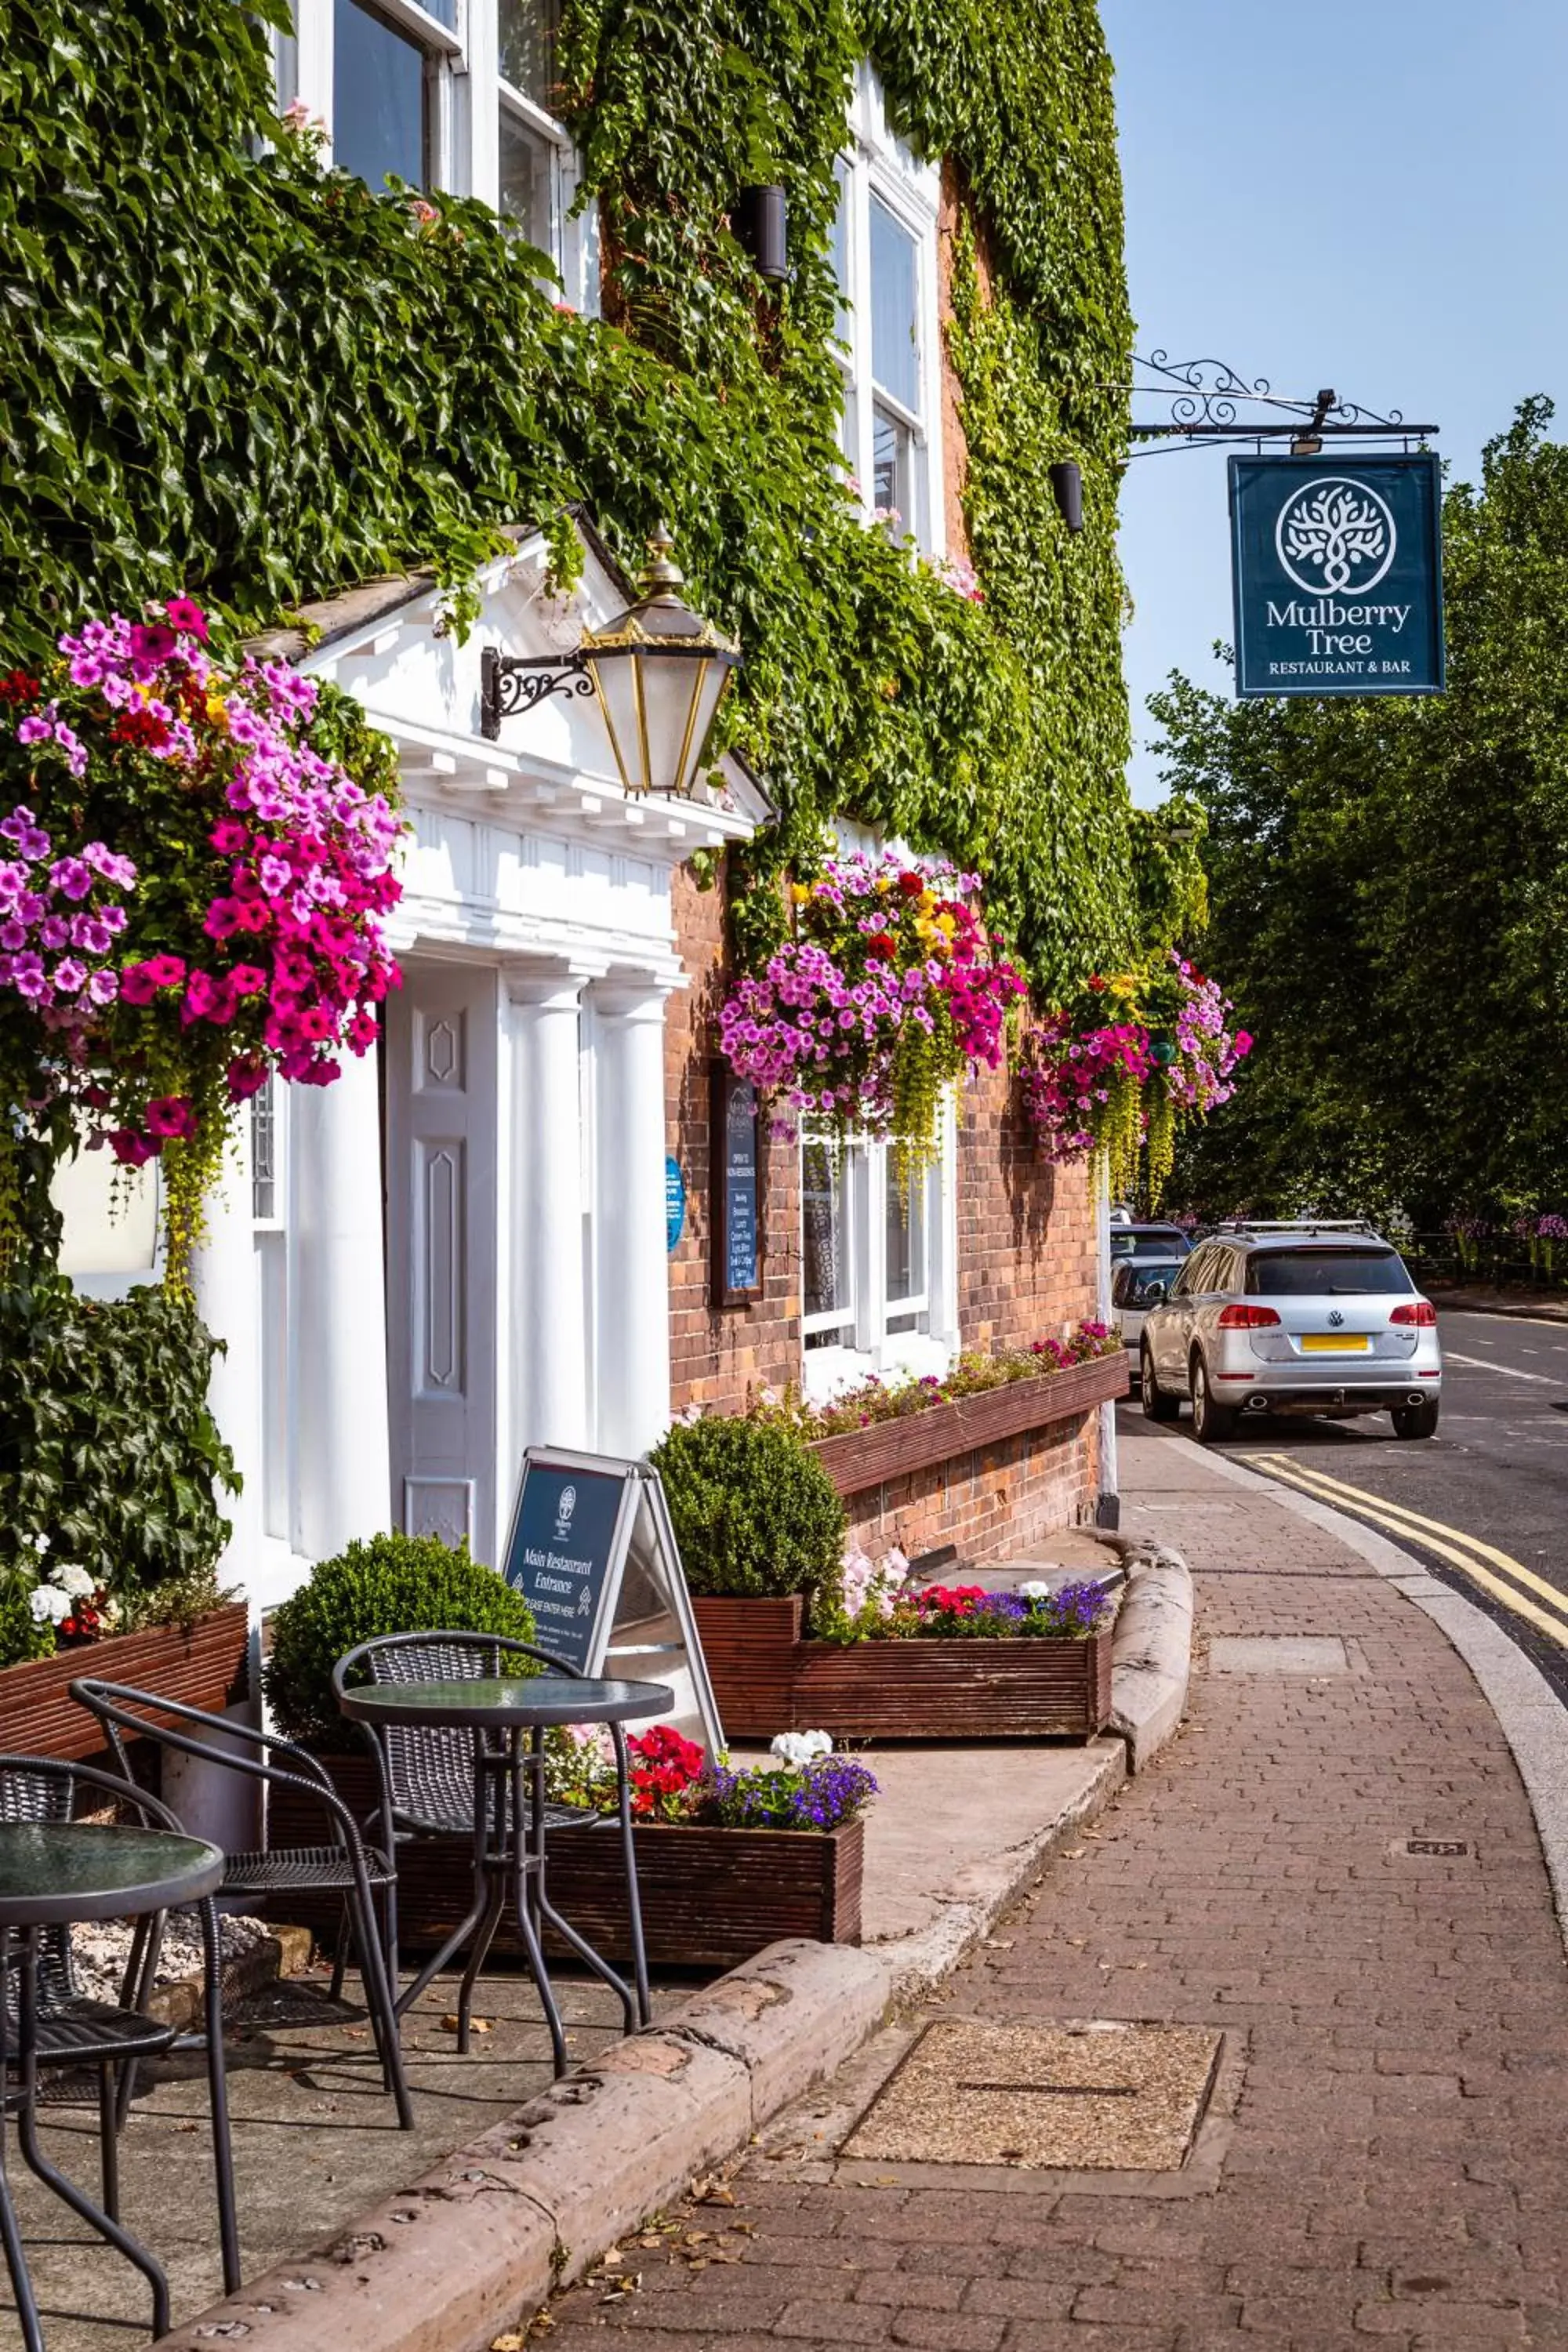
[480,527,740,797]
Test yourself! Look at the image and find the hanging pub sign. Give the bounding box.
[499,1446,725,1752]
[711,1061,763,1306]
[1228,453,1444,699]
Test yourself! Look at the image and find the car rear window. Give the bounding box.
[1127,1265,1179,1302]
[1131,1231,1189,1258]
[1245,1248,1413,1297]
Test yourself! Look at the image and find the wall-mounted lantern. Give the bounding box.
[480,528,741,797]
[737,185,789,283]
[1050,459,1084,535]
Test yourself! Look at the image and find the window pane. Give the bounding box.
[885,1162,925,1305]
[869,194,919,412]
[499,107,557,257]
[803,1142,852,1335]
[333,0,426,189]
[499,0,561,111]
[251,1079,277,1222]
[872,405,912,528]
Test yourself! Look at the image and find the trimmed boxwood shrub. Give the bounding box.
[263,1532,537,1749]
[650,1416,845,1606]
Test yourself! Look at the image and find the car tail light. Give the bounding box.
[1217,1303,1281,1329]
[1390,1301,1438,1327]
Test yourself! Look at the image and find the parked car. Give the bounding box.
[1109,1220,1193,1262]
[1110,1256,1186,1348]
[1138,1221,1442,1443]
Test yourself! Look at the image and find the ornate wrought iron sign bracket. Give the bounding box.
[480,644,597,740]
[1124,354,1438,456]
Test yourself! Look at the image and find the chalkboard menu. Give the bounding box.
[500,1458,632,1674]
[712,1062,763,1306]
[497,1446,726,1751]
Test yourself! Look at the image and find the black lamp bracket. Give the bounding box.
[480,644,597,740]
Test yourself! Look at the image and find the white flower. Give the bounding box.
[29,1586,70,1624]
[28,1531,49,1555]
[1018,1581,1053,1600]
[53,1564,95,1599]
[770,1730,833,1769]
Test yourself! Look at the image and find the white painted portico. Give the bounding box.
[194,529,764,1609]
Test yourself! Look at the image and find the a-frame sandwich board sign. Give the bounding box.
[498,1446,725,1755]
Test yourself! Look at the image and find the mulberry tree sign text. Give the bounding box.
[1229,453,1444,698]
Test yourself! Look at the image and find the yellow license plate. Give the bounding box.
[1301,1333,1370,1352]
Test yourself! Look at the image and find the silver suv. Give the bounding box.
[1138,1221,1443,1444]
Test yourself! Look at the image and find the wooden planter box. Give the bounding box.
[808,1351,1129,1497]
[691,1593,1112,1742]
[270,1754,862,1972]
[1,1602,251,1762]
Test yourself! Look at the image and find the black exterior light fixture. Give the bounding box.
[480,527,741,796]
[738,185,789,283]
[1049,459,1084,535]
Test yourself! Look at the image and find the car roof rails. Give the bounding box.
[1214,1217,1383,1239]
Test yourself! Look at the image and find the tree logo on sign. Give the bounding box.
[1275,477,1397,596]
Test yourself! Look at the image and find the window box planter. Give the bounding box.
[1,1602,251,1762]
[268,1754,862,1973]
[808,1350,1129,1497]
[690,1593,1112,1742]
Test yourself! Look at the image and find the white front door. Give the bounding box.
[386,962,499,1561]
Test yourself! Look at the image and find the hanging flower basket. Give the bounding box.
[717,851,1025,1160]
[1022,951,1251,1199]
[0,604,404,1271]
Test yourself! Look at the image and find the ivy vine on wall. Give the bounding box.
[0,0,1134,991]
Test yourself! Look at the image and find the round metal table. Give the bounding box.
[338,1675,672,2074]
[0,1821,230,2351]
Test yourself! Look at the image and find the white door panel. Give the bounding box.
[387,965,499,1562]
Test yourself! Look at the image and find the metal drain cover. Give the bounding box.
[1209,1635,1350,1675]
[843,2020,1222,2172]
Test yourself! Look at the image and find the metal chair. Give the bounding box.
[67,1679,414,2130]
[331,1632,651,2050]
[0,1752,240,2328]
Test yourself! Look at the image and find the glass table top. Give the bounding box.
[0,1822,223,1926]
[336,1674,674,1730]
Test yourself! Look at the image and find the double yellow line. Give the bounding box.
[1246,1451,1568,1653]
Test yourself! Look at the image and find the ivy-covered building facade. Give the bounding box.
[2,0,1178,1625]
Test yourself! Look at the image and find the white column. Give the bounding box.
[505,968,590,1457]
[291,1047,392,1559]
[592,978,673,1458]
[189,1117,261,1597]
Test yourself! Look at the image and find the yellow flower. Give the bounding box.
[205,695,228,726]
[935,912,956,938]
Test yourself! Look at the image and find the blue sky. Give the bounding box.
[1102,0,1568,803]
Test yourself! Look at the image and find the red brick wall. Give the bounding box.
[840,1414,1101,1569]
[666,858,800,1414]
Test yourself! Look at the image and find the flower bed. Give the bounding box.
[808,1348,1128,1497]
[1,1601,250,1762]
[691,1581,1116,1742]
[268,1730,871,1969]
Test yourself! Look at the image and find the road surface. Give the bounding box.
[1119,1306,1568,1703]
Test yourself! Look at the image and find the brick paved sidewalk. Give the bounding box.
[541,1421,1568,2352]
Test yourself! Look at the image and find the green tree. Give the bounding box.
[1150,397,1568,1228]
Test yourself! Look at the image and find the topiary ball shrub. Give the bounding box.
[650,1416,845,1606]
[263,1533,537,1749]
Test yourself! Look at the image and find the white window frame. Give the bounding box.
[250,1078,294,1550]
[276,1,600,310]
[829,67,945,557]
[800,1091,959,1403]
